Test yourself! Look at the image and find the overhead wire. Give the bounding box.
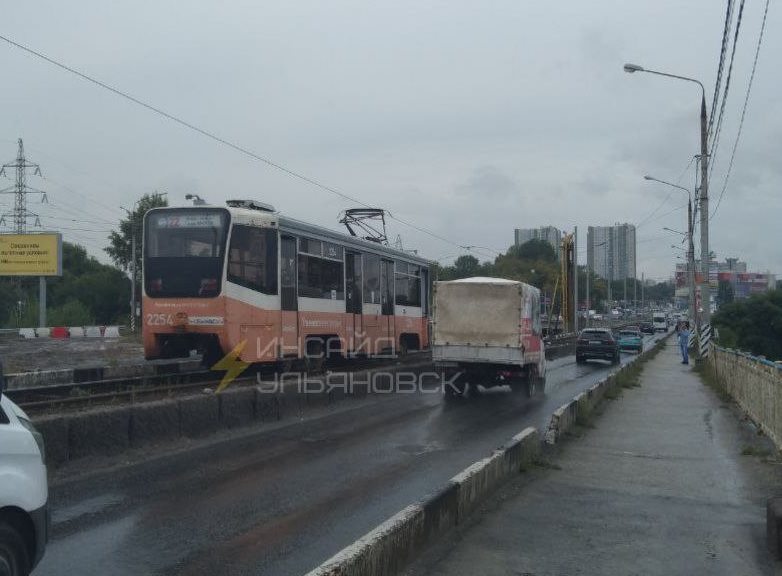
[709,0,746,181]
[709,0,736,134]
[711,0,771,220]
[0,33,498,256]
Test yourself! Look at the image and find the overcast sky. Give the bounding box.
[2,1,779,281]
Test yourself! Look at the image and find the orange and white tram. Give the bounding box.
[142,200,430,365]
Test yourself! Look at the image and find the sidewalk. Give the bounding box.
[407,340,781,575]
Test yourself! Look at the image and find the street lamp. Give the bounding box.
[586,239,607,326]
[663,226,687,237]
[626,63,710,325]
[644,174,696,324]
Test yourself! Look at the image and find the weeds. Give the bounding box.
[693,359,732,404]
[533,457,563,471]
[741,445,772,458]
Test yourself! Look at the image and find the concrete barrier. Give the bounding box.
[69,326,86,338]
[85,326,103,338]
[219,387,256,429]
[50,326,69,339]
[306,427,540,576]
[34,415,69,468]
[178,394,220,438]
[34,327,51,338]
[5,368,76,391]
[68,406,132,459]
[19,328,36,339]
[104,325,121,338]
[709,345,782,450]
[130,400,181,447]
[31,360,433,471]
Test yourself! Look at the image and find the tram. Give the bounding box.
[142,200,430,366]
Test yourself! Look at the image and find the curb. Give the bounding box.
[305,428,539,576]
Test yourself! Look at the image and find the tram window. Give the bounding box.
[299,238,322,256]
[395,261,421,307]
[227,225,278,295]
[363,254,381,304]
[298,254,344,299]
[323,242,343,260]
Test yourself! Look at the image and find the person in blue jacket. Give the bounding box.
[678,321,691,364]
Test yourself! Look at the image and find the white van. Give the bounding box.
[652,313,668,333]
[0,365,49,576]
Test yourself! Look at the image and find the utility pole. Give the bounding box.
[0,139,48,327]
[573,226,578,334]
[698,96,711,325]
[641,272,645,311]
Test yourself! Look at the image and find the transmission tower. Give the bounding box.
[0,138,47,232]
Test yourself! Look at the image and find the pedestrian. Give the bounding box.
[678,321,690,365]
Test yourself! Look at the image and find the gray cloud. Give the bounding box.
[1,0,779,280]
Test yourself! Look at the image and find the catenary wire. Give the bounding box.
[711,0,770,220]
[0,33,498,256]
[709,0,746,181]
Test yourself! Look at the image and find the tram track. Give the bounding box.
[9,352,431,414]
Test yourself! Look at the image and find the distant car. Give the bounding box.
[639,322,655,334]
[617,329,643,353]
[652,314,668,332]
[576,328,620,365]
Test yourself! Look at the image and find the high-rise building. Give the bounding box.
[514,226,561,257]
[587,223,636,282]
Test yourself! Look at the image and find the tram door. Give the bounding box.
[380,259,395,351]
[280,236,298,358]
[345,252,363,353]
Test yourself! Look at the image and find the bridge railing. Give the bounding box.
[708,344,782,449]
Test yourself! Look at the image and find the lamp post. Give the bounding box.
[625,63,710,325]
[587,240,608,326]
[644,175,696,324]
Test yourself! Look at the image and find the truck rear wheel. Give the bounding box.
[526,366,546,398]
[0,522,30,576]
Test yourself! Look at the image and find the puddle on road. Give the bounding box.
[53,492,124,525]
[396,441,444,456]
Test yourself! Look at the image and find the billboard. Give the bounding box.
[0,233,63,276]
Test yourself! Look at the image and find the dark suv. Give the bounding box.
[576,328,620,364]
[639,322,655,334]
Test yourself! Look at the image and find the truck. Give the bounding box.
[652,312,668,333]
[0,363,49,576]
[432,277,546,397]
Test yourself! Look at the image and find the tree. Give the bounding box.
[452,255,482,278]
[511,239,557,263]
[1,242,132,327]
[105,192,168,273]
[713,289,782,360]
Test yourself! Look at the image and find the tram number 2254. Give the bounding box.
[146,313,173,326]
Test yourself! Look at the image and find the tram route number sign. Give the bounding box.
[0,233,63,276]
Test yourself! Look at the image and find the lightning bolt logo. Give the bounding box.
[212,340,251,393]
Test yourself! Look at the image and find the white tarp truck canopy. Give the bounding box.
[433,277,539,348]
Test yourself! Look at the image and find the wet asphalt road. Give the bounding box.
[34,334,664,576]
